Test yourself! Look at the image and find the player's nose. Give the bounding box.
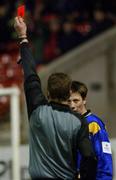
[70,102,76,111]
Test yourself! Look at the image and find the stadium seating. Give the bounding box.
[0,44,23,119]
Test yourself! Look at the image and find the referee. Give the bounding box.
[14,16,97,180]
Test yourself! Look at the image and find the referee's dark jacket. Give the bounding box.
[19,42,97,180]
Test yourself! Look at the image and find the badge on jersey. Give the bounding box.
[102,142,112,154]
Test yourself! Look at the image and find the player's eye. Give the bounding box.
[74,99,79,103]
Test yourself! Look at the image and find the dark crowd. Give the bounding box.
[0,0,116,63]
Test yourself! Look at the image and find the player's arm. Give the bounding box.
[14,17,47,118]
[89,121,113,178]
[77,117,97,180]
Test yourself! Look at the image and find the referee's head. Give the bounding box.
[47,72,72,103]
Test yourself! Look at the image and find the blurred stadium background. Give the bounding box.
[0,0,116,179]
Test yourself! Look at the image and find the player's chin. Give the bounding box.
[73,109,77,112]
[76,109,81,114]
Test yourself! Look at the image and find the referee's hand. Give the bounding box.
[14,17,27,38]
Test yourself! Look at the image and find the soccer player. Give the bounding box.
[68,81,113,180]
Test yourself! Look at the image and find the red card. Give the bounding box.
[17,5,25,18]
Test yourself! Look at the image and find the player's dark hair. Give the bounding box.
[71,81,88,99]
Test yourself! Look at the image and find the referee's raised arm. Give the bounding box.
[14,17,47,118]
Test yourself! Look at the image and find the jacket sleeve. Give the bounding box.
[77,117,97,180]
[20,42,47,118]
[89,121,113,179]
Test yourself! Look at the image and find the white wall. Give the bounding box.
[111,139,116,179]
[0,145,30,180]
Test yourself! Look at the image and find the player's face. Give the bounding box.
[68,91,86,114]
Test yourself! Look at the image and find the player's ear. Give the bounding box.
[83,99,86,105]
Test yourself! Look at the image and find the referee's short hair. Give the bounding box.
[47,73,72,101]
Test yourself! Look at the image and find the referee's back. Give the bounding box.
[29,102,83,179]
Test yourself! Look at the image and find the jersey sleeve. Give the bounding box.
[20,43,47,118]
[88,121,113,179]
